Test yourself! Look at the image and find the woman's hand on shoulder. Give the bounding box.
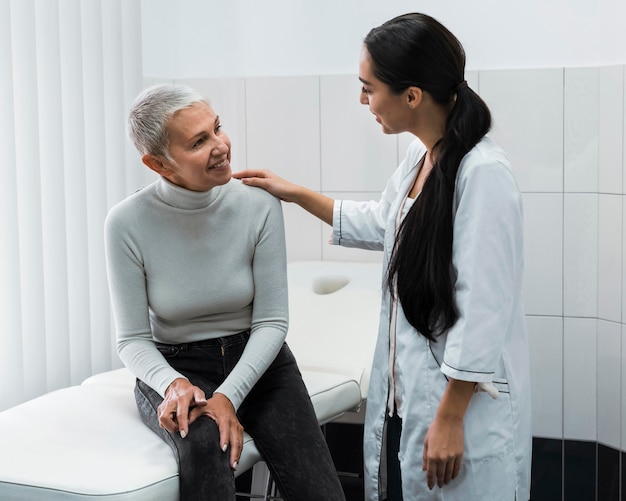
[232,169,298,202]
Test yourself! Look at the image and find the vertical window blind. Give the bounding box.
[0,0,148,411]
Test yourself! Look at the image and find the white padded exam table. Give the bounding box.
[0,261,381,500]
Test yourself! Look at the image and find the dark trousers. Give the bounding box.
[386,412,404,501]
[134,331,346,501]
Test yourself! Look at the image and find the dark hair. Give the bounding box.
[366,13,492,342]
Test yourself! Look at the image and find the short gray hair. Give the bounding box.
[127,83,209,162]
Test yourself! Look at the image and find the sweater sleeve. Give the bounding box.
[440,158,524,383]
[104,203,188,397]
[213,191,289,409]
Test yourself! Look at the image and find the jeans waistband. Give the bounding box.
[155,329,250,350]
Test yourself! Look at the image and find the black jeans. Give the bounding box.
[386,413,404,501]
[134,331,345,501]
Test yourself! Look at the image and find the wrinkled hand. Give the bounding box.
[422,415,464,490]
[158,380,243,469]
[158,378,207,438]
[232,169,297,202]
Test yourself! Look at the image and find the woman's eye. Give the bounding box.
[192,137,205,148]
[362,86,370,94]
[215,124,223,134]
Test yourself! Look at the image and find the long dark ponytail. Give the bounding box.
[365,13,492,342]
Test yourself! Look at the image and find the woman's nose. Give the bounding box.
[213,136,229,155]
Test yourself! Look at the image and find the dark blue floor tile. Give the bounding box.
[564,440,596,501]
[597,443,620,501]
[531,437,562,501]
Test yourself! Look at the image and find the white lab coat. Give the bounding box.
[332,137,531,501]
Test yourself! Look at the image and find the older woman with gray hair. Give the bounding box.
[104,83,345,501]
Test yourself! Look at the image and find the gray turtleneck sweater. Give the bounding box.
[104,177,288,409]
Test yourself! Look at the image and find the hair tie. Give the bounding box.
[455,80,468,92]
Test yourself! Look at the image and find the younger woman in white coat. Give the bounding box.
[233,13,532,501]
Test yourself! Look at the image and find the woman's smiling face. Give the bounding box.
[359,46,414,135]
[157,101,232,192]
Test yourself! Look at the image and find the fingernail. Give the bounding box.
[180,430,187,439]
[232,461,238,470]
[221,444,227,452]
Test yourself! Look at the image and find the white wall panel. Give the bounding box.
[623,199,626,325]
[563,68,598,193]
[522,193,563,316]
[623,65,626,195]
[527,316,563,439]
[563,317,597,441]
[480,68,564,193]
[598,66,624,195]
[320,75,397,193]
[598,195,622,323]
[597,320,621,449]
[563,194,598,318]
[246,76,321,190]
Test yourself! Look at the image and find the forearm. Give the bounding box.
[216,327,285,409]
[118,336,187,397]
[291,185,334,226]
[436,377,475,422]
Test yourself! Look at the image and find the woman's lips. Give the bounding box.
[208,159,229,170]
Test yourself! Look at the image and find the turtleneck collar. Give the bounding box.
[155,176,221,210]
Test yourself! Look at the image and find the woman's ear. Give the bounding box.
[142,154,170,176]
[406,86,423,108]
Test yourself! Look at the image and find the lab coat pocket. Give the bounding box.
[463,386,516,462]
[445,453,517,501]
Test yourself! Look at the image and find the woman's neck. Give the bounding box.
[410,95,450,151]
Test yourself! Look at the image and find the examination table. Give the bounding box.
[0,261,381,500]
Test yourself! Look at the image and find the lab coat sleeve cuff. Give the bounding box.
[440,360,494,384]
[331,200,343,245]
